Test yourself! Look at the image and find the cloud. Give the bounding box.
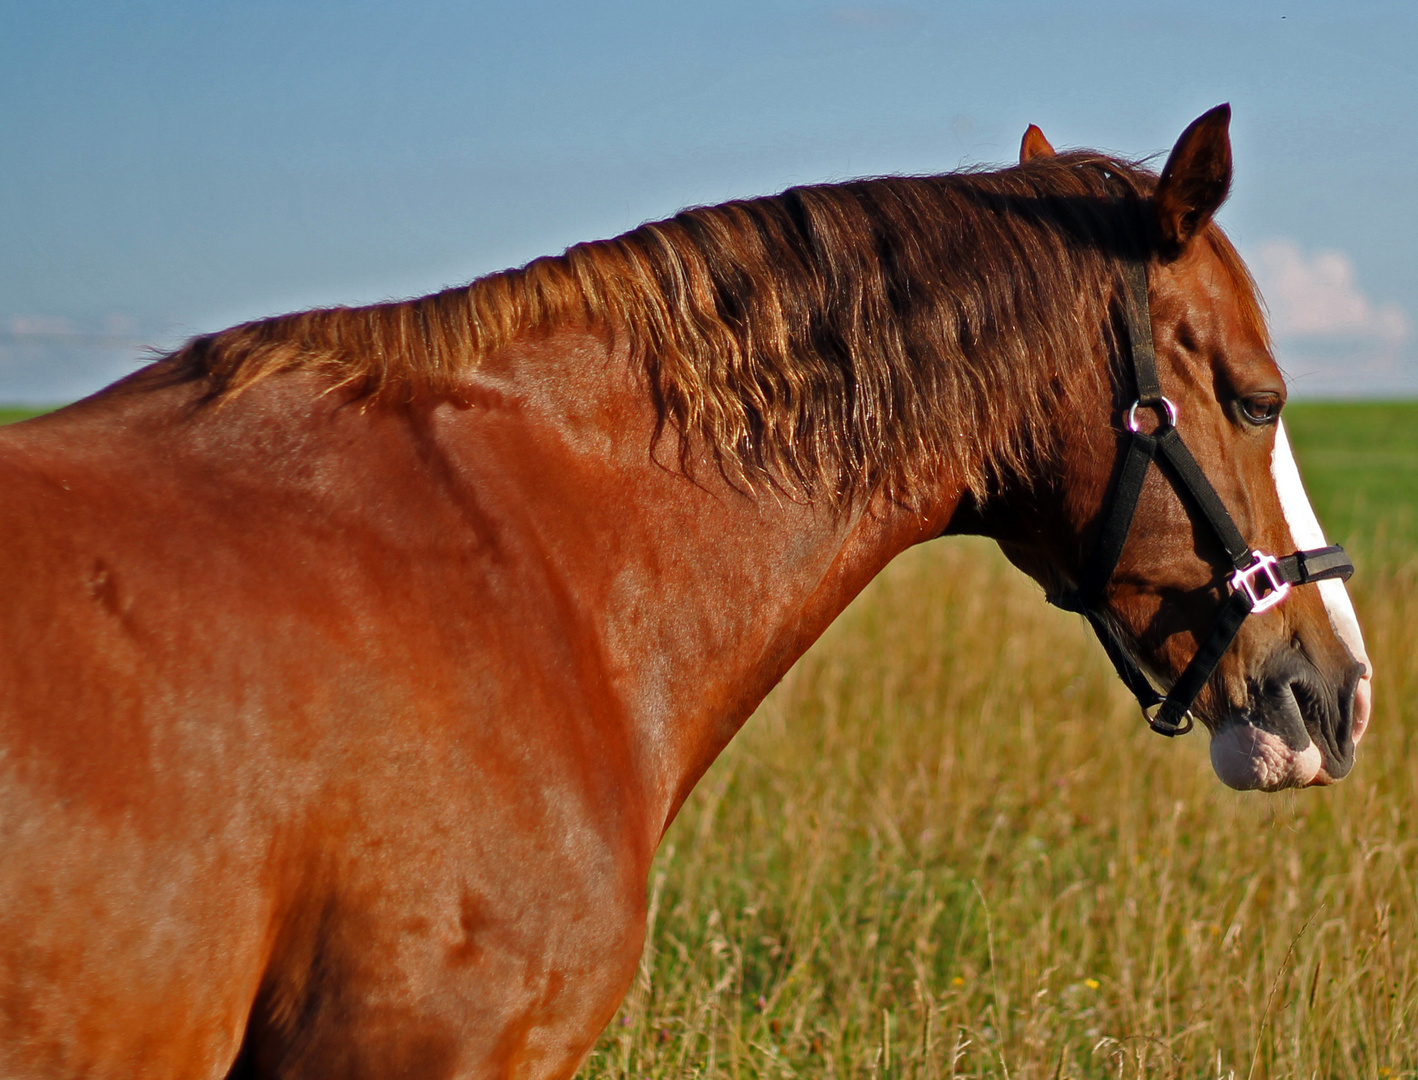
[1249,240,1415,396]
[7,315,76,339]
[2,314,146,344]
[1254,239,1409,344]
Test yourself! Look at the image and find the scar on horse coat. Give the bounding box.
[0,106,1367,1079]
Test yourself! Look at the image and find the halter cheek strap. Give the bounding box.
[1048,261,1354,737]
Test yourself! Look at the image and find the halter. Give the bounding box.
[1048,261,1354,737]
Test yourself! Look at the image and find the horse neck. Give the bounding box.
[440,328,962,840]
[49,331,962,849]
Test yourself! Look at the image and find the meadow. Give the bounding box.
[582,403,1418,1080]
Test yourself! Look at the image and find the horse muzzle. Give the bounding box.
[1208,652,1367,792]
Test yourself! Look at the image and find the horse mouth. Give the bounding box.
[1208,663,1364,792]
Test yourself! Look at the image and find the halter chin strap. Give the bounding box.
[1048,261,1354,737]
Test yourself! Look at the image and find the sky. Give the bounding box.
[1,1,1415,402]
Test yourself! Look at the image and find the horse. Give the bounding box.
[0,105,1369,1079]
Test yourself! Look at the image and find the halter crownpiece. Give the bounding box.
[1048,261,1354,737]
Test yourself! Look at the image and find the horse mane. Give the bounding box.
[167,154,1267,506]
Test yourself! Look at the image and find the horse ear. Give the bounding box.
[1019,125,1055,163]
[1155,104,1233,250]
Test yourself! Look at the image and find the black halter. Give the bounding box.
[1049,261,1354,737]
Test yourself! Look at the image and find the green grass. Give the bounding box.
[0,406,53,426]
[1285,402,1418,560]
[585,402,1418,1080]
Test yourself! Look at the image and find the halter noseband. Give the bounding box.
[1048,261,1354,737]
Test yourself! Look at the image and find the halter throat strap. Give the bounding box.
[1049,261,1354,737]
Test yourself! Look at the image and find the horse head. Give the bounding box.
[1000,107,1371,791]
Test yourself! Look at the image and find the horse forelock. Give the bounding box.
[165,153,1255,508]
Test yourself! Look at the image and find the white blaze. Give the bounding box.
[1271,419,1372,742]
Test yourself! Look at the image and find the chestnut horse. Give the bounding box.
[0,107,1369,1079]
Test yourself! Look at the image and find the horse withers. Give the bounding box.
[0,107,1368,1078]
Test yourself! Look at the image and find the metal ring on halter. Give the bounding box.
[1127,397,1178,433]
[1143,701,1194,737]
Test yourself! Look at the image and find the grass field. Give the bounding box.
[581,402,1418,1080]
[4,402,1414,1077]
[0,407,51,426]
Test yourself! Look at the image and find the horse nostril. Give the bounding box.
[1284,673,1357,783]
[1318,677,1359,783]
[1258,678,1311,753]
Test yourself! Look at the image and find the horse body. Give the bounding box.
[0,332,946,1079]
[0,108,1371,1077]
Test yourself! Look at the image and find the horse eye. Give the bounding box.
[1239,393,1283,425]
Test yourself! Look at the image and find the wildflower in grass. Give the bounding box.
[1085,978,1100,990]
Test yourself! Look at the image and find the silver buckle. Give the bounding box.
[1231,551,1290,613]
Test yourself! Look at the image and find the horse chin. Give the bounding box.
[1209,723,1324,791]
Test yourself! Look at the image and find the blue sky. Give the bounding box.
[1,1,1415,402]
